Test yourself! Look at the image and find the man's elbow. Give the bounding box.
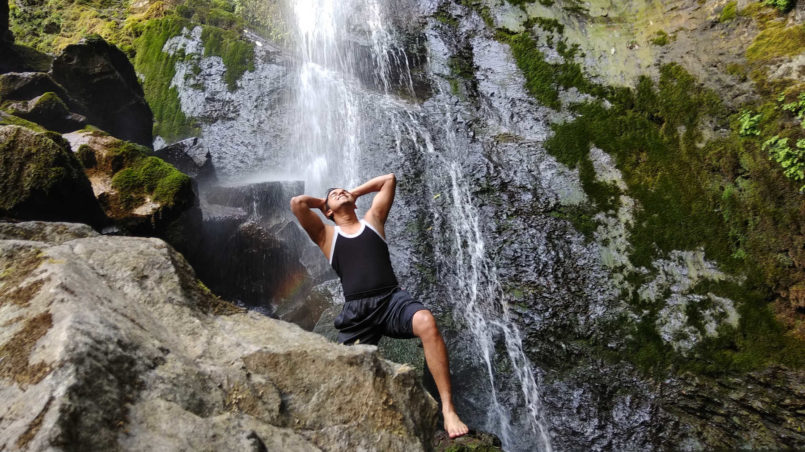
[289,196,301,211]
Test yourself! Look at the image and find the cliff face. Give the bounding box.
[0,221,438,451]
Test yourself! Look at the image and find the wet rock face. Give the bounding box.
[51,36,153,147]
[0,125,105,227]
[177,180,336,329]
[0,221,439,451]
[155,137,217,184]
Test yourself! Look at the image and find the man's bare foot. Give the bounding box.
[443,410,469,438]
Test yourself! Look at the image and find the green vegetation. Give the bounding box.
[502,31,601,110]
[497,13,805,375]
[746,24,805,62]
[458,0,495,28]
[780,92,805,120]
[720,1,738,22]
[650,30,670,46]
[763,136,805,190]
[10,0,256,143]
[434,7,459,28]
[76,144,97,169]
[738,109,762,136]
[630,279,805,374]
[726,62,748,81]
[762,0,797,13]
[524,17,564,35]
[133,17,198,143]
[0,125,87,212]
[108,142,191,209]
[0,113,47,132]
[201,26,255,90]
[8,0,166,56]
[447,46,476,98]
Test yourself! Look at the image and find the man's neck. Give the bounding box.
[334,212,360,231]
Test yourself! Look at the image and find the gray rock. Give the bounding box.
[3,92,87,133]
[0,125,106,228]
[50,35,153,147]
[0,72,70,104]
[0,220,97,243]
[154,137,217,184]
[0,221,438,451]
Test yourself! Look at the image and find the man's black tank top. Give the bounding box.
[329,219,398,301]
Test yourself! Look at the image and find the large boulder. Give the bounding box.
[0,72,70,104]
[0,221,438,450]
[50,36,153,147]
[0,125,105,227]
[3,92,86,132]
[62,129,195,235]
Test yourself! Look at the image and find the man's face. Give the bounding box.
[326,188,355,215]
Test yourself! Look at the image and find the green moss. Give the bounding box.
[746,24,805,62]
[200,25,255,91]
[720,1,738,22]
[524,17,564,35]
[650,30,670,46]
[133,17,199,143]
[682,280,805,374]
[502,31,604,110]
[505,33,561,108]
[726,62,748,81]
[107,140,150,173]
[0,125,88,213]
[110,150,191,209]
[76,144,97,169]
[0,113,47,133]
[458,0,494,28]
[434,7,459,28]
[762,0,796,13]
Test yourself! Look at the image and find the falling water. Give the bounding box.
[288,1,552,450]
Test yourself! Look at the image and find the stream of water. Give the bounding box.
[289,1,552,450]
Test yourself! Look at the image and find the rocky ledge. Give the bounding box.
[0,221,438,451]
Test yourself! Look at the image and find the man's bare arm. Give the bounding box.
[290,195,327,247]
[350,173,396,226]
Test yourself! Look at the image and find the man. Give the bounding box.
[290,173,469,439]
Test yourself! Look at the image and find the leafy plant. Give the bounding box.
[763,135,805,190]
[762,0,796,13]
[781,92,805,121]
[738,110,762,136]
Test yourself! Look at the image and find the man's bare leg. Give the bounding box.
[412,309,469,439]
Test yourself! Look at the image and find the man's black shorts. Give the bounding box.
[333,287,427,345]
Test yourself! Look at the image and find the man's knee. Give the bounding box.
[412,309,439,340]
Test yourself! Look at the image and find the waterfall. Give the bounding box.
[288,1,552,450]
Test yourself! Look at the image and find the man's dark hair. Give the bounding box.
[324,188,336,221]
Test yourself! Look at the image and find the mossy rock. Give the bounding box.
[0,73,68,104]
[0,124,105,227]
[51,35,153,147]
[2,92,86,133]
[76,136,196,234]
